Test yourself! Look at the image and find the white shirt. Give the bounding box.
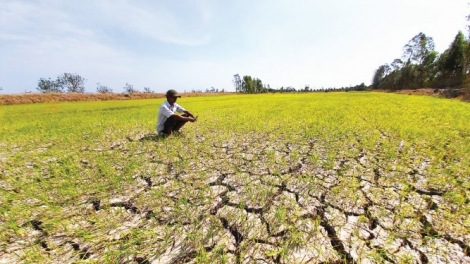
[156,101,186,133]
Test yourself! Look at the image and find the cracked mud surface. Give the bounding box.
[1,129,469,263]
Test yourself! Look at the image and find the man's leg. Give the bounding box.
[162,116,177,136]
[162,114,189,135]
[173,114,189,132]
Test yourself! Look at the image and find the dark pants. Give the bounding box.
[162,114,189,135]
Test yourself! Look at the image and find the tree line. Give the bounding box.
[35,73,229,94]
[36,73,154,94]
[372,30,469,90]
[37,73,87,93]
[232,74,368,94]
[232,74,270,93]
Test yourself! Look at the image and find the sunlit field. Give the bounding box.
[1,92,469,263]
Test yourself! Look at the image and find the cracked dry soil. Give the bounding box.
[1,130,469,263]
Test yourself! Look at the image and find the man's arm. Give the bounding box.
[183,110,195,118]
[175,104,196,121]
[171,113,197,122]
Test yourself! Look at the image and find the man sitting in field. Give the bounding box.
[157,89,197,136]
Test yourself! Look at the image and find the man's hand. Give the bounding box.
[183,111,197,122]
[184,111,195,118]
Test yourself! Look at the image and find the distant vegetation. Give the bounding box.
[37,73,87,93]
[234,30,470,96]
[372,11,470,92]
[372,31,469,92]
[36,74,156,95]
[232,74,367,94]
[96,83,113,93]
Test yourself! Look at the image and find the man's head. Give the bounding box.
[166,89,181,104]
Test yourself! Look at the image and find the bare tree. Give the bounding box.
[96,83,113,93]
[124,83,138,94]
[233,74,242,92]
[143,87,153,93]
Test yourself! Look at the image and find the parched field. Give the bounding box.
[1,93,469,263]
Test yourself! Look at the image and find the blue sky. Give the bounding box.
[0,0,468,94]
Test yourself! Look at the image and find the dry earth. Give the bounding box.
[379,88,470,101]
[0,92,232,105]
[1,130,469,263]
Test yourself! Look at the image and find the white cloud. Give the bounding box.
[1,0,214,48]
[92,0,213,46]
[0,0,220,93]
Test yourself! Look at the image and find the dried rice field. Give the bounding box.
[1,93,469,263]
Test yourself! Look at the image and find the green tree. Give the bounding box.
[374,33,437,90]
[242,75,253,93]
[415,50,439,87]
[236,75,267,93]
[57,73,86,93]
[403,32,435,66]
[37,78,63,93]
[253,78,264,93]
[401,33,437,88]
[372,64,390,88]
[436,31,468,87]
[391,59,403,71]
